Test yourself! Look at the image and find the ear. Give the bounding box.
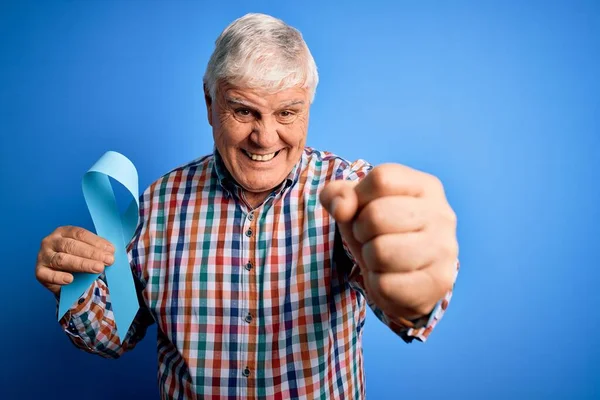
[204,83,213,126]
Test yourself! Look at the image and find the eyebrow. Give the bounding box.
[279,100,305,108]
[226,98,255,108]
[225,97,305,109]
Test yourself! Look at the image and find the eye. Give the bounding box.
[233,108,255,122]
[235,108,251,116]
[277,110,297,123]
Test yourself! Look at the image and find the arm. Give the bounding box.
[329,159,459,343]
[56,271,154,358]
[37,187,155,358]
[56,188,156,358]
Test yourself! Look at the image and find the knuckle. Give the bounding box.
[83,260,97,273]
[447,209,458,227]
[74,257,86,272]
[364,236,390,269]
[369,167,390,192]
[438,268,455,296]
[73,227,86,241]
[40,236,51,249]
[433,259,456,295]
[375,274,396,302]
[356,205,380,241]
[415,302,435,318]
[89,248,102,261]
[367,202,386,227]
[36,250,44,265]
[63,239,76,254]
[49,270,59,284]
[427,173,443,189]
[34,267,43,281]
[54,252,66,268]
[441,238,459,259]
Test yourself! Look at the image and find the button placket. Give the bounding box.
[242,207,259,384]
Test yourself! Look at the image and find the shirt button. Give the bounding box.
[242,367,251,377]
[244,313,253,323]
[247,212,254,221]
[245,228,253,237]
[245,262,253,271]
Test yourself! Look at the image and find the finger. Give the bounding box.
[60,226,115,253]
[365,267,448,319]
[361,232,436,273]
[36,265,74,286]
[319,180,359,223]
[354,164,445,207]
[52,237,114,265]
[352,196,426,243]
[50,251,106,274]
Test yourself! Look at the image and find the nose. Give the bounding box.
[250,115,280,149]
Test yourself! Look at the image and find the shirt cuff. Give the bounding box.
[56,282,98,346]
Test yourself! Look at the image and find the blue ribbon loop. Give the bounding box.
[58,151,140,341]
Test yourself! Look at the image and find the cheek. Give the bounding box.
[214,115,249,145]
[285,116,309,146]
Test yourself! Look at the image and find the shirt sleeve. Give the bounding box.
[338,158,459,343]
[56,272,153,358]
[56,189,155,358]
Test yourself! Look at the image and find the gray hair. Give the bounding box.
[203,13,319,103]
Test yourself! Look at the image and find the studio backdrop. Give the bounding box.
[1,1,598,399]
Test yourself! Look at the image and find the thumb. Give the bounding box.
[319,180,359,223]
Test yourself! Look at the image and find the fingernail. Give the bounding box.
[93,265,104,273]
[63,275,73,284]
[104,254,114,265]
[104,243,115,253]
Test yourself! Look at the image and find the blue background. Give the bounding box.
[1,0,598,398]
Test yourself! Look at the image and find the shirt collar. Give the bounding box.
[213,146,303,199]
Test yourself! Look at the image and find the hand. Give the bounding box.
[320,164,458,320]
[35,226,115,295]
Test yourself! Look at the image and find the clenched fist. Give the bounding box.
[320,164,458,321]
[35,226,115,295]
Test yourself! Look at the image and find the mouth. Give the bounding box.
[242,149,282,162]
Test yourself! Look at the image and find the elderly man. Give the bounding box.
[36,13,459,399]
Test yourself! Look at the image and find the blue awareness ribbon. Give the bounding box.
[58,151,140,342]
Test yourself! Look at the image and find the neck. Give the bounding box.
[243,190,271,209]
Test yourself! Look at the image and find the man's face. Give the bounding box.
[206,82,310,197]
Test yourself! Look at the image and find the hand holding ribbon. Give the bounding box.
[57,151,140,341]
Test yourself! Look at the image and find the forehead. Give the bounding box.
[219,82,309,109]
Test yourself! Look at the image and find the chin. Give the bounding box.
[242,181,278,194]
[238,175,283,193]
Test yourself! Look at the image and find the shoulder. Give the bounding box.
[302,147,373,182]
[140,153,215,203]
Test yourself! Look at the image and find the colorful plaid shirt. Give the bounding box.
[58,147,456,399]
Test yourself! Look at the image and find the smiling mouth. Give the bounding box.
[242,149,281,162]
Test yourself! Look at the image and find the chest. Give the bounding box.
[139,192,350,336]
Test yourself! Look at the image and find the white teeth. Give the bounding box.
[244,150,277,162]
